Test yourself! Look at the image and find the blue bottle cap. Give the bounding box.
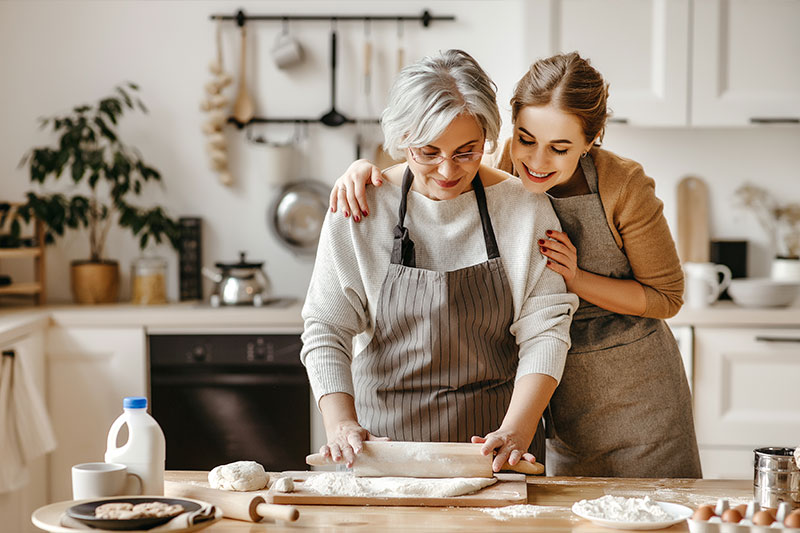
[123,396,147,409]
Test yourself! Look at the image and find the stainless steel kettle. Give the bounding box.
[202,252,272,306]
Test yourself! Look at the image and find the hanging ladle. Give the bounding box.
[319,25,349,127]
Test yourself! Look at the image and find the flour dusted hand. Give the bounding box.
[795,446,800,469]
[208,460,268,491]
[471,432,536,473]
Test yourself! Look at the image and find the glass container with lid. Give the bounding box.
[131,256,167,305]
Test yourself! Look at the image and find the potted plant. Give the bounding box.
[14,83,181,303]
[735,183,800,281]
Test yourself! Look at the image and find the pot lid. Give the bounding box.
[215,252,264,270]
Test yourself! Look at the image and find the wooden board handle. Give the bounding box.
[164,480,299,522]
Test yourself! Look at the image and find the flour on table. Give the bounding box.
[480,505,567,521]
[572,495,674,522]
[208,461,268,491]
[301,472,496,498]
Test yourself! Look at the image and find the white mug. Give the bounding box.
[72,462,142,500]
[272,32,303,69]
[684,262,732,308]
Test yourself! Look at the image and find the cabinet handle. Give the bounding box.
[749,117,800,124]
[608,117,628,124]
[1,350,14,358]
[755,336,800,343]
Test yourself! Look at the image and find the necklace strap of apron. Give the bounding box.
[391,167,416,266]
[471,173,500,260]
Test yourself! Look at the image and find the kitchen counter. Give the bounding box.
[2,298,799,343]
[164,471,752,532]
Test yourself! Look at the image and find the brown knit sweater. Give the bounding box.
[492,138,684,319]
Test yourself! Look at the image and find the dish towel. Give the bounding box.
[59,503,219,530]
[0,349,57,493]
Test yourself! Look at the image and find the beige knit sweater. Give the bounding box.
[492,139,684,319]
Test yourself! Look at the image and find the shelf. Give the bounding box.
[0,247,42,259]
[0,282,42,295]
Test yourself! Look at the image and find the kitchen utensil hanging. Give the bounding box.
[232,22,255,125]
[319,23,348,127]
[212,9,456,128]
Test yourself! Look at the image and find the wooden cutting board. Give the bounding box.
[677,175,710,263]
[165,471,527,508]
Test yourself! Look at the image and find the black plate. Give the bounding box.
[66,497,200,531]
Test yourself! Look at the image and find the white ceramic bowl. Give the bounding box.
[728,278,800,308]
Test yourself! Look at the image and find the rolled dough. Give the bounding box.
[301,472,496,498]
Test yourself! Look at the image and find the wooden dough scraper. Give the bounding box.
[305,441,544,478]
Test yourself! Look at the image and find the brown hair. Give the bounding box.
[510,52,609,145]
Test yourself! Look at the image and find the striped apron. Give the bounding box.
[353,168,545,454]
[545,154,702,478]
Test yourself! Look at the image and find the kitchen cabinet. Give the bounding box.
[0,329,49,533]
[692,0,800,125]
[537,0,800,126]
[692,326,800,479]
[541,0,690,126]
[45,326,147,502]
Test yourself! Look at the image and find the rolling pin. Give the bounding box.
[306,441,544,478]
[164,480,299,522]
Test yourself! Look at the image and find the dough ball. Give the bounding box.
[272,476,294,493]
[209,460,268,491]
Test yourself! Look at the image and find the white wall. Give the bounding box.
[1,0,799,303]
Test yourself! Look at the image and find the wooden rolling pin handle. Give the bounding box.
[255,501,300,522]
[306,453,333,467]
[502,460,545,475]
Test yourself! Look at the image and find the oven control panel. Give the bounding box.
[148,334,303,366]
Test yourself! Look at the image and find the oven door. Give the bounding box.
[151,366,310,471]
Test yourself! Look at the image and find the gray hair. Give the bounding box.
[381,49,500,159]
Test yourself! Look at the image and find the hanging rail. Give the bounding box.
[211,9,456,128]
[210,9,455,27]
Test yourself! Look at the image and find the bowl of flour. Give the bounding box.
[571,495,693,530]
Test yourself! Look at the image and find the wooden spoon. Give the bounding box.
[232,24,255,125]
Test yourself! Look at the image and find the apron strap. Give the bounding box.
[391,167,500,265]
[471,174,500,260]
[391,168,417,266]
[579,152,599,194]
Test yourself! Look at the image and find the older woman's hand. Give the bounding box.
[320,421,389,467]
[471,432,536,473]
[329,159,384,222]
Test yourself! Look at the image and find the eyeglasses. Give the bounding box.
[409,147,484,166]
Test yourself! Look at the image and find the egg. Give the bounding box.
[692,505,715,521]
[734,504,747,516]
[752,510,774,526]
[721,509,742,523]
[785,511,800,529]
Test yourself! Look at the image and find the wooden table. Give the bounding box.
[166,472,752,532]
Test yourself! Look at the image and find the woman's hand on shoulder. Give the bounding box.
[471,433,536,473]
[329,159,384,222]
[320,421,389,467]
[539,229,581,288]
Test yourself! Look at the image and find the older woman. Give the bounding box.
[300,50,577,471]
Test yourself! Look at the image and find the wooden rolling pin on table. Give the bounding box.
[164,480,299,523]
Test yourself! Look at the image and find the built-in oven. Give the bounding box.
[148,330,317,471]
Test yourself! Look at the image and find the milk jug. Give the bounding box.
[104,396,166,495]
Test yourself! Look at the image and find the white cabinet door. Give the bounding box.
[46,327,146,502]
[544,0,690,126]
[692,0,800,125]
[694,327,800,445]
[0,330,49,533]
